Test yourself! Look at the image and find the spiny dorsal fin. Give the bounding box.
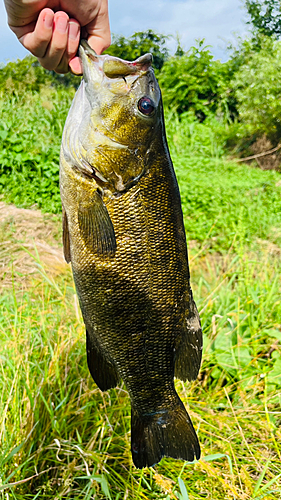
[78,191,116,257]
[62,206,71,263]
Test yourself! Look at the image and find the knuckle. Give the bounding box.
[55,58,69,74]
[37,59,53,71]
[32,46,48,59]
[53,41,67,53]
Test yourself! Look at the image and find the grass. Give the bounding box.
[1,96,281,251]
[0,224,280,499]
[165,112,281,252]
[0,89,281,499]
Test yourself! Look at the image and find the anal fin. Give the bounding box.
[86,330,120,391]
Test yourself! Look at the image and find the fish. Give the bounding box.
[60,40,203,469]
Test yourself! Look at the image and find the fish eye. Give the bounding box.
[138,96,155,116]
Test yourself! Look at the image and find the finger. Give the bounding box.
[69,56,82,75]
[15,8,54,59]
[68,20,80,58]
[55,19,80,74]
[87,31,111,56]
[38,11,69,71]
[86,0,111,55]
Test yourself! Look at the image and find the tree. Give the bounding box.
[245,0,281,37]
[232,36,281,141]
[105,30,169,70]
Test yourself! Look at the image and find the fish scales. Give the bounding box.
[60,40,203,468]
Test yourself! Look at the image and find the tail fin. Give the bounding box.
[131,397,200,468]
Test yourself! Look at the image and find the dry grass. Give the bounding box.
[0,202,68,289]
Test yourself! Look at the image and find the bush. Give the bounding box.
[0,56,80,97]
[0,87,73,213]
[245,0,281,38]
[231,36,281,142]
[158,40,230,120]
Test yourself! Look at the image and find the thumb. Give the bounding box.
[85,0,111,55]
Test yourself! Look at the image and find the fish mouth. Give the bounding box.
[79,39,153,79]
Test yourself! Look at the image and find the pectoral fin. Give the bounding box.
[78,191,116,256]
[62,206,71,263]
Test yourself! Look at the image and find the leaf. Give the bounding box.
[0,130,8,141]
[77,475,112,499]
[178,478,189,500]
[202,453,233,474]
[233,346,251,368]
[2,442,26,466]
[264,329,281,341]
[268,357,281,386]
[253,458,270,495]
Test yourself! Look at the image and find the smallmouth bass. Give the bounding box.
[60,40,202,468]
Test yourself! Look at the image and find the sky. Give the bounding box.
[0,0,250,65]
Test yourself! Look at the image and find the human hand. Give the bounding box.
[4,0,111,74]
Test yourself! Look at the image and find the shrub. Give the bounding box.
[0,56,80,97]
[232,36,281,142]
[158,40,230,120]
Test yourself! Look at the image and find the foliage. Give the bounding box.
[245,0,281,37]
[0,56,51,95]
[0,88,73,213]
[1,85,281,252]
[158,40,230,120]
[105,30,170,70]
[176,155,281,252]
[231,36,281,141]
[1,84,281,249]
[0,56,80,96]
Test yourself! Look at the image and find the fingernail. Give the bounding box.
[69,22,79,40]
[43,12,53,29]
[56,16,68,34]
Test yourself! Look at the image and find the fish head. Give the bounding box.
[62,40,162,194]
